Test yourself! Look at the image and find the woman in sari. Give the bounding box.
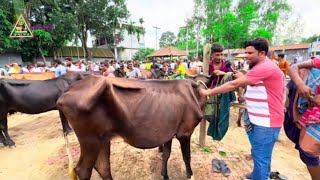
[288,57,320,180]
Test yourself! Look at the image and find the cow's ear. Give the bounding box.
[76,76,107,111]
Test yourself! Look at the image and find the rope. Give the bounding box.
[196,80,209,90]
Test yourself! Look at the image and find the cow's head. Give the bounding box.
[61,72,84,85]
[186,74,211,89]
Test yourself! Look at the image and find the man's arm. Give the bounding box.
[288,60,314,98]
[136,68,142,78]
[200,75,251,96]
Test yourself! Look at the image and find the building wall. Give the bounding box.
[118,48,139,61]
[275,49,310,62]
[0,53,22,66]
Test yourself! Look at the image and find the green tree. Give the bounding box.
[301,35,320,43]
[191,0,291,48]
[132,48,155,61]
[159,31,176,47]
[0,1,20,53]
[69,0,129,60]
[0,0,79,63]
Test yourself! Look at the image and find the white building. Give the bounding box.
[94,29,145,61]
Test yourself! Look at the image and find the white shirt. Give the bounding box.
[189,62,196,69]
[80,64,86,71]
[67,64,79,71]
[22,67,29,72]
[108,66,115,73]
[182,62,188,69]
[32,67,42,72]
[170,63,176,70]
[94,65,100,71]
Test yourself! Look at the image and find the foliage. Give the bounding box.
[132,48,155,61]
[301,34,320,43]
[125,20,145,42]
[65,0,130,59]
[0,0,133,61]
[273,14,304,45]
[159,31,177,47]
[0,0,78,62]
[187,0,292,49]
[0,1,21,53]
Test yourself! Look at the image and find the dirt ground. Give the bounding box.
[0,108,312,180]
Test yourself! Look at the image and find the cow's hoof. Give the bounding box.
[7,140,15,148]
[162,175,169,180]
[188,176,195,180]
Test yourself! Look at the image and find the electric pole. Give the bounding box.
[153,26,160,50]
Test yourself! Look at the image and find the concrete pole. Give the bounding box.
[153,26,160,50]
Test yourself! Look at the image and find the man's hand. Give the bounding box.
[311,95,320,106]
[233,70,244,79]
[297,83,314,99]
[199,89,210,97]
[214,70,226,76]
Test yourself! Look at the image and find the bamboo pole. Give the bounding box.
[199,43,211,146]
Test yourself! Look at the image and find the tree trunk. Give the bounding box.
[81,27,91,60]
[39,47,46,66]
[53,50,57,60]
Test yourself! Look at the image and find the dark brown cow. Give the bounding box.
[57,75,210,180]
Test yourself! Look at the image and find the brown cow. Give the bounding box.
[57,75,210,180]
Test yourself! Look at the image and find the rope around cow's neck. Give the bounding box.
[196,80,208,90]
[196,80,210,100]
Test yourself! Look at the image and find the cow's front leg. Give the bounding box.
[94,141,113,180]
[75,138,101,180]
[161,140,172,180]
[0,117,15,147]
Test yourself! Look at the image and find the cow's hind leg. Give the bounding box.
[237,109,243,127]
[75,138,101,180]
[177,136,193,179]
[0,117,15,147]
[94,141,113,180]
[0,130,7,146]
[158,145,163,152]
[161,140,172,180]
[58,110,72,135]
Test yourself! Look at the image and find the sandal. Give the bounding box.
[270,171,288,180]
[212,158,221,172]
[219,160,231,177]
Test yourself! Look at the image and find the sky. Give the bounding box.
[126,0,320,49]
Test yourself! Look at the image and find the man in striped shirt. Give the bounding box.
[200,38,284,180]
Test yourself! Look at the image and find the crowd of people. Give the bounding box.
[0,56,205,80]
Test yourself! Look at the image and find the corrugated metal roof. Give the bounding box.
[270,43,311,51]
[55,46,114,58]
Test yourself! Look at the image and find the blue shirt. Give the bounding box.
[55,65,67,77]
[0,68,9,76]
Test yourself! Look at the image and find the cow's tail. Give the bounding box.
[64,135,78,180]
